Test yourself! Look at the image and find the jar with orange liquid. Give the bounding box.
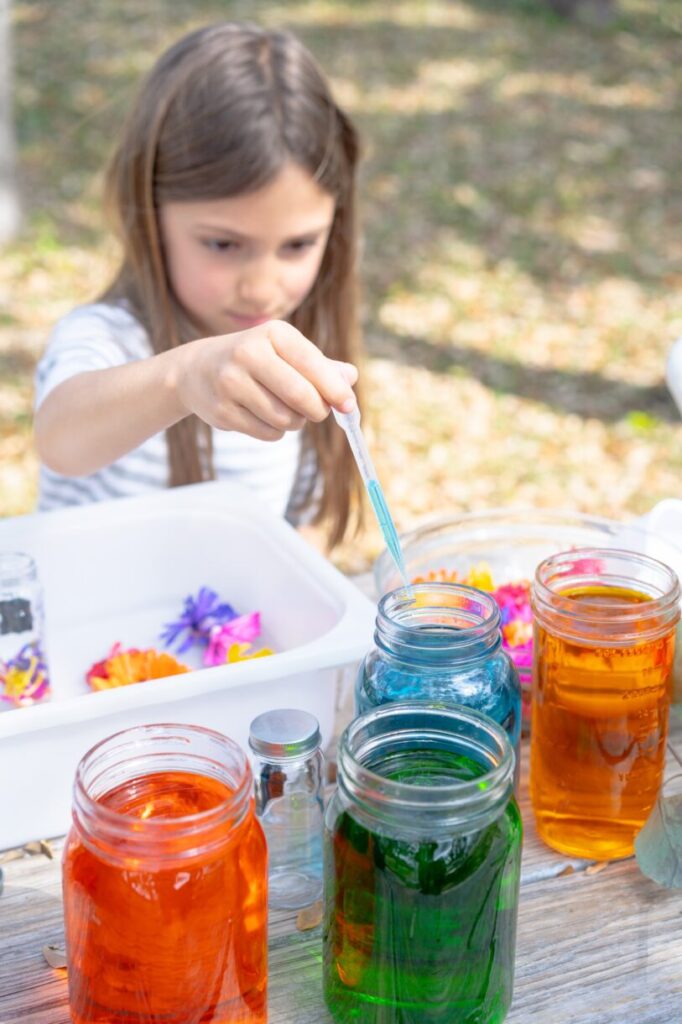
[62,723,268,1024]
[530,548,680,861]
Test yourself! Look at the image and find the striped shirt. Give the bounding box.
[34,303,316,521]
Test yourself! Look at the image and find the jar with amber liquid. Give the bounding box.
[63,724,268,1024]
[530,548,680,861]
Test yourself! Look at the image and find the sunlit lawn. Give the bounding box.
[2,0,681,570]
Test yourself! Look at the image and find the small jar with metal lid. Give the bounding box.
[249,708,325,910]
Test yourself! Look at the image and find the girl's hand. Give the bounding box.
[175,320,358,441]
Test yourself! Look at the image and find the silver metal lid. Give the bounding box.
[248,709,321,760]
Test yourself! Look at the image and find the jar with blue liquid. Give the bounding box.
[356,583,521,763]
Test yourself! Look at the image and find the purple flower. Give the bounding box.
[160,587,237,654]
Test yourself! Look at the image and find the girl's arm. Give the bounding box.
[34,346,187,476]
[35,320,357,477]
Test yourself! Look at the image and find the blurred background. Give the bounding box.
[1,0,681,572]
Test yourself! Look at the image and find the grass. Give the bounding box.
[2,0,682,570]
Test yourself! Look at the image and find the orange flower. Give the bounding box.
[410,563,495,591]
[502,620,533,648]
[87,644,189,691]
[412,568,461,585]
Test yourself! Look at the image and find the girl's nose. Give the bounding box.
[236,263,276,310]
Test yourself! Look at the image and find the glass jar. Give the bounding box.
[249,708,324,910]
[323,701,522,1024]
[62,724,268,1024]
[530,547,681,861]
[0,552,50,709]
[356,583,521,760]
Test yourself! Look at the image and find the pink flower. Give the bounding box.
[555,556,605,578]
[204,613,263,667]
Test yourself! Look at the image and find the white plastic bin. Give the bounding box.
[0,482,376,848]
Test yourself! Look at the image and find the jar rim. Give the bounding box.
[0,551,37,583]
[376,583,501,659]
[532,547,681,644]
[74,723,252,846]
[337,701,515,835]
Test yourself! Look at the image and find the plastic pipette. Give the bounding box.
[333,405,410,588]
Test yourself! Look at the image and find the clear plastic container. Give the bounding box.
[249,708,325,910]
[0,552,50,709]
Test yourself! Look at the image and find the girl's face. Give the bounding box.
[159,162,336,338]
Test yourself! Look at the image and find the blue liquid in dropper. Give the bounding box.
[368,479,410,589]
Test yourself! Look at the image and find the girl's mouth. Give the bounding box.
[226,311,275,328]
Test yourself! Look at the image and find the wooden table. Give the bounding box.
[2,711,681,1024]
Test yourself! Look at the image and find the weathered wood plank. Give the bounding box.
[508,857,682,1024]
[0,844,69,1024]
[2,722,680,1023]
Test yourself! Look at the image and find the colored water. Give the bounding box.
[324,751,522,1024]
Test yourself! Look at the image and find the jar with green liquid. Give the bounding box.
[323,702,521,1024]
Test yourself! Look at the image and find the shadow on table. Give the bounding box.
[1,884,70,1024]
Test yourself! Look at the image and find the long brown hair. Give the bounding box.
[102,22,363,546]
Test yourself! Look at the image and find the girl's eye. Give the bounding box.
[202,239,239,253]
[283,239,316,255]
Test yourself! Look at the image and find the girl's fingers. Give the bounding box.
[234,377,307,432]
[267,322,357,412]
[332,360,359,387]
[229,404,287,442]
[250,353,331,423]
[209,322,358,426]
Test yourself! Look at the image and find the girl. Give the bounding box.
[34,21,363,547]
